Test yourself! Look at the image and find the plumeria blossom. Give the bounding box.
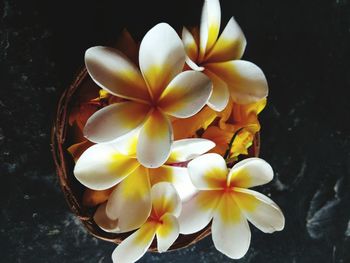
[84,23,213,168]
[74,131,214,233]
[179,153,285,259]
[111,182,181,263]
[182,0,268,111]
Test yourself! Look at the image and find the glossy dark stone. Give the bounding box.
[1,0,349,262]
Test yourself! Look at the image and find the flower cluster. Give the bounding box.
[67,0,284,262]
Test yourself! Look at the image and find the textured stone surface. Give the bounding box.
[1,0,349,262]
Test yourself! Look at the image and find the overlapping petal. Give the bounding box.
[206,60,268,104]
[115,29,139,64]
[156,214,179,252]
[151,182,182,218]
[205,70,229,111]
[139,23,186,100]
[199,0,221,57]
[228,158,274,188]
[178,191,221,234]
[84,101,151,143]
[73,143,139,190]
[187,153,228,190]
[148,165,197,202]
[112,221,157,263]
[106,166,151,232]
[233,188,285,233]
[182,27,199,63]
[137,110,173,168]
[172,106,217,140]
[212,194,251,259]
[205,17,246,63]
[85,46,149,102]
[112,128,139,157]
[167,138,215,163]
[94,202,120,233]
[158,71,212,118]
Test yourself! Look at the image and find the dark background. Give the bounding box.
[1,0,349,262]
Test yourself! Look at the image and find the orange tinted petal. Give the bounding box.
[172,106,217,140]
[82,187,114,207]
[67,140,94,162]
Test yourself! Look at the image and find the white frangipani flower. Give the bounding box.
[84,23,213,168]
[111,182,182,263]
[182,0,268,111]
[178,153,285,259]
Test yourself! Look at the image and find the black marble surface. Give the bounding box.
[1,0,350,262]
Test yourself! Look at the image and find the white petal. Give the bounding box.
[167,138,215,163]
[148,165,198,202]
[139,23,186,100]
[106,166,151,233]
[84,101,151,143]
[112,221,156,263]
[137,110,173,168]
[186,56,205,71]
[73,143,139,190]
[205,70,229,111]
[182,27,199,62]
[178,191,220,234]
[151,182,182,217]
[112,128,140,157]
[228,157,274,188]
[206,60,268,104]
[156,214,179,253]
[158,71,212,118]
[199,0,221,56]
[93,203,120,233]
[233,188,285,233]
[212,193,251,259]
[85,46,149,102]
[206,17,247,62]
[187,153,228,190]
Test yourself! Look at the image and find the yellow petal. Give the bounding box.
[158,71,212,118]
[73,143,140,190]
[112,128,139,157]
[82,187,114,207]
[148,165,197,202]
[137,110,172,168]
[178,191,221,234]
[106,166,151,233]
[202,126,232,156]
[150,182,181,218]
[172,106,217,140]
[187,153,228,190]
[156,214,179,252]
[206,60,268,104]
[182,27,199,62]
[233,188,285,233]
[167,138,215,163]
[212,192,251,259]
[67,140,94,162]
[199,0,221,58]
[93,202,120,233]
[139,23,185,100]
[84,101,151,143]
[85,46,150,102]
[205,17,246,63]
[205,70,229,111]
[112,221,157,263]
[228,158,273,188]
